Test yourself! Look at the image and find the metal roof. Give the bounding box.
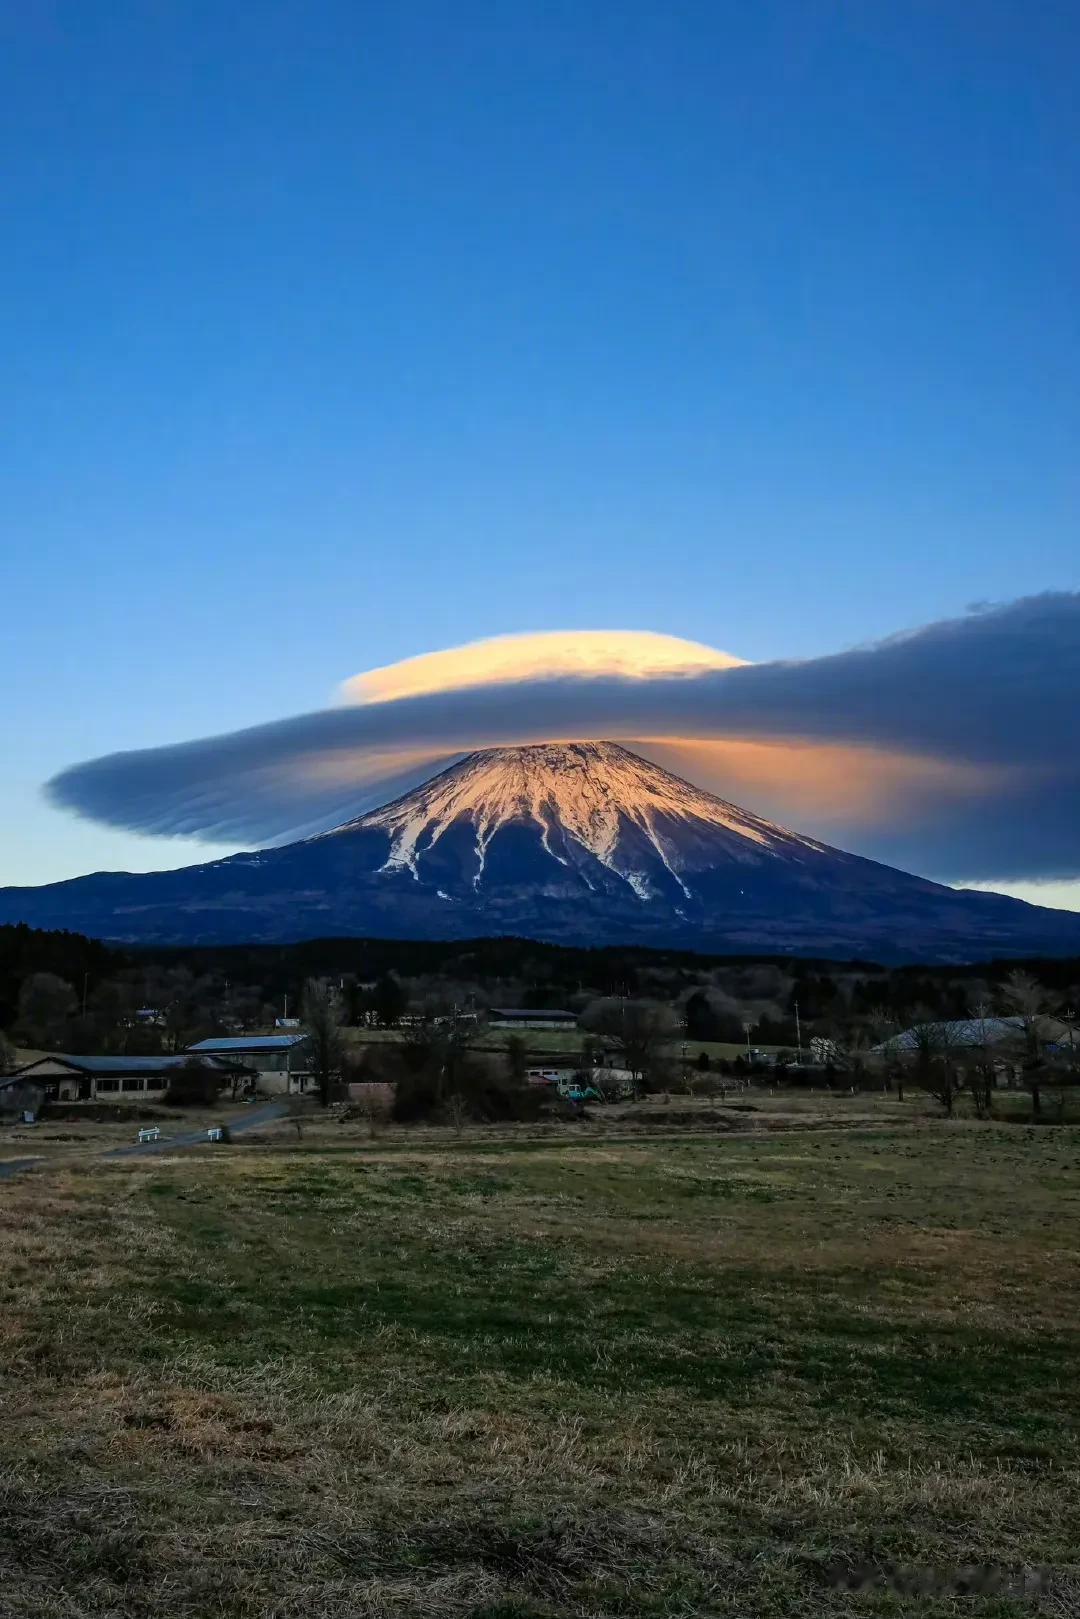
[187,1035,309,1053]
[875,1017,1026,1053]
[15,1053,239,1076]
[488,1008,577,1019]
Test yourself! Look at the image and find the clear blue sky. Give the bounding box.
[3,0,1078,885]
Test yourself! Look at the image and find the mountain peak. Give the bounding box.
[338,741,825,895]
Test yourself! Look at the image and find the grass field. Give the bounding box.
[0,1104,259,1165]
[344,1024,775,1064]
[2,1101,1079,1616]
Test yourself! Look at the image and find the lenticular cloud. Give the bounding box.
[46,595,1080,884]
[341,629,747,705]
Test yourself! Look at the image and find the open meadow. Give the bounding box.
[342,1025,780,1066]
[2,1095,1079,1617]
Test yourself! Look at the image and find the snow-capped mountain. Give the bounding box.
[3,741,1080,961]
[332,742,836,905]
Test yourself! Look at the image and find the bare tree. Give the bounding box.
[580,999,677,1093]
[413,1010,478,1096]
[830,1025,877,1091]
[444,1091,469,1136]
[227,1062,250,1103]
[999,970,1051,1118]
[1059,996,1080,1078]
[859,1006,904,1098]
[504,1034,528,1088]
[354,1088,388,1138]
[302,979,346,1107]
[862,1005,901,1091]
[901,1014,965,1117]
[963,1000,997,1119]
[999,971,1049,1048]
[284,1095,306,1139]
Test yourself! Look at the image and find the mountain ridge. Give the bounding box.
[1,741,1078,963]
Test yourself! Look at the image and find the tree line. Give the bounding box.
[2,926,1079,1124]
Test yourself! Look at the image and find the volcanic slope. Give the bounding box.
[2,742,1079,961]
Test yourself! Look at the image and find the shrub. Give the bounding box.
[390,1052,546,1124]
[164,1059,221,1108]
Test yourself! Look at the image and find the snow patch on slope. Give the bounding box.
[335,741,828,897]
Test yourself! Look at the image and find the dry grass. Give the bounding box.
[0,1103,267,1166]
[1,1105,1079,1616]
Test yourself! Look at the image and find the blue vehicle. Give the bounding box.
[562,1084,601,1103]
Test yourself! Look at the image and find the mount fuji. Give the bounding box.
[3,742,1079,961]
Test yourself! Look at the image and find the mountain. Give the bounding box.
[2,742,1079,961]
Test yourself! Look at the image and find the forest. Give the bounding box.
[3,922,1079,1064]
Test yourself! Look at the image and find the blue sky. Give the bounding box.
[2,1,1079,892]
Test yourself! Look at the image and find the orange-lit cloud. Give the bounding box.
[341,630,745,705]
[289,745,454,789]
[634,737,1003,830]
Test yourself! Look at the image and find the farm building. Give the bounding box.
[487,1008,578,1030]
[3,1053,248,1103]
[185,1033,313,1094]
[873,1016,1077,1056]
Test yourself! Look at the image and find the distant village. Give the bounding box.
[2,926,1078,1125]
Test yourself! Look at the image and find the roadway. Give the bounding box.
[0,1101,287,1181]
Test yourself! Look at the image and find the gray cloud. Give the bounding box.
[47,592,1080,883]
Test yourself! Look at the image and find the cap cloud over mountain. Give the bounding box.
[45,594,1080,890]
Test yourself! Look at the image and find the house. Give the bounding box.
[185,1033,313,1094]
[2,1053,247,1103]
[487,1008,578,1030]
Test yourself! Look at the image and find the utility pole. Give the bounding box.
[794,999,803,1065]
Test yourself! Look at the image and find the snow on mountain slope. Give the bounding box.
[329,741,829,900]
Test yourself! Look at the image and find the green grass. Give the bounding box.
[2,1114,1079,1616]
[343,1023,777,1062]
